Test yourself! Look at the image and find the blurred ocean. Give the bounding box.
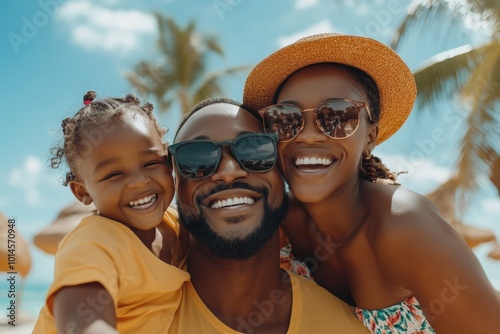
[0,277,47,323]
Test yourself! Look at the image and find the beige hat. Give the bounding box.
[33,200,96,255]
[243,33,417,144]
[0,211,32,277]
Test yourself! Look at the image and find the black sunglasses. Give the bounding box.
[168,133,279,180]
[258,98,372,142]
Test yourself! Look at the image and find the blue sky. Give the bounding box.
[1,0,499,291]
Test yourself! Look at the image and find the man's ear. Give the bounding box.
[365,123,379,154]
[69,181,93,205]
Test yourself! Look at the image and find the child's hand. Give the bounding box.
[81,319,119,334]
[53,282,116,333]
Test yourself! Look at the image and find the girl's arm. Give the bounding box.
[53,282,118,334]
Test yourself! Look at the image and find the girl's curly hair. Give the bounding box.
[49,91,167,186]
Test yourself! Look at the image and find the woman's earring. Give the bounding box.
[363,151,372,160]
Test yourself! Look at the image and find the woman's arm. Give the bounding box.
[53,282,118,334]
[377,191,500,334]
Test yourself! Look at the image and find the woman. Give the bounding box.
[243,33,500,334]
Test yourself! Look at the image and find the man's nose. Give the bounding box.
[209,148,248,184]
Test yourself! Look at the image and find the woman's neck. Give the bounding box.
[302,178,371,245]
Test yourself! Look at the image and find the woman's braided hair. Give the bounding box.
[343,64,400,185]
[49,91,167,186]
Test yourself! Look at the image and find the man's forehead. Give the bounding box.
[176,103,261,142]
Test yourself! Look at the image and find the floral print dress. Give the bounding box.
[279,243,313,280]
[281,243,435,333]
[355,296,436,334]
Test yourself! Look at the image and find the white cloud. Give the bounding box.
[56,1,155,54]
[295,0,319,10]
[100,0,121,5]
[377,153,452,193]
[9,156,44,206]
[278,20,341,47]
[483,198,500,215]
[341,0,370,15]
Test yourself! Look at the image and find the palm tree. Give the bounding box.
[491,156,500,195]
[391,0,500,257]
[126,14,249,115]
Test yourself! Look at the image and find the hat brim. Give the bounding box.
[243,34,416,144]
[33,201,95,255]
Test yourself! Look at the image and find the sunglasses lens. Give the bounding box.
[234,135,276,172]
[174,142,219,179]
[170,134,277,179]
[262,105,303,141]
[316,101,360,138]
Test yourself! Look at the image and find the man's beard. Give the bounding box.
[177,182,289,260]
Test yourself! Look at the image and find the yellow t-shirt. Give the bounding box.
[33,208,190,334]
[169,270,369,333]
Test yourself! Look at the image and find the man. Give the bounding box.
[168,98,368,333]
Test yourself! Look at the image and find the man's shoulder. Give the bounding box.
[288,273,369,332]
[289,272,346,307]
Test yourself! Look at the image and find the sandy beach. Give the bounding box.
[0,310,36,334]
[0,323,34,334]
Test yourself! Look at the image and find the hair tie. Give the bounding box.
[84,100,92,105]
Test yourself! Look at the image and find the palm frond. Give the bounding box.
[192,80,224,108]
[157,97,173,113]
[453,44,500,207]
[154,12,171,57]
[391,0,465,49]
[126,62,175,101]
[457,0,500,24]
[392,0,500,242]
[491,156,500,196]
[412,43,487,110]
[185,21,196,37]
[125,72,152,97]
[191,65,252,107]
[128,14,247,116]
[205,36,225,56]
[461,40,500,101]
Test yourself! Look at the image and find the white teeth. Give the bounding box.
[294,157,332,166]
[210,196,255,209]
[129,194,157,209]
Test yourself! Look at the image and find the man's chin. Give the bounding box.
[177,192,289,261]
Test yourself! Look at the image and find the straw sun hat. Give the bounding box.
[34,200,96,255]
[243,33,417,144]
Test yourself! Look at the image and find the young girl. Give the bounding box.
[33,91,190,334]
[243,33,500,333]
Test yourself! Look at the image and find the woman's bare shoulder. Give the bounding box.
[369,185,483,282]
[370,185,451,235]
[368,186,500,332]
[368,185,463,270]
